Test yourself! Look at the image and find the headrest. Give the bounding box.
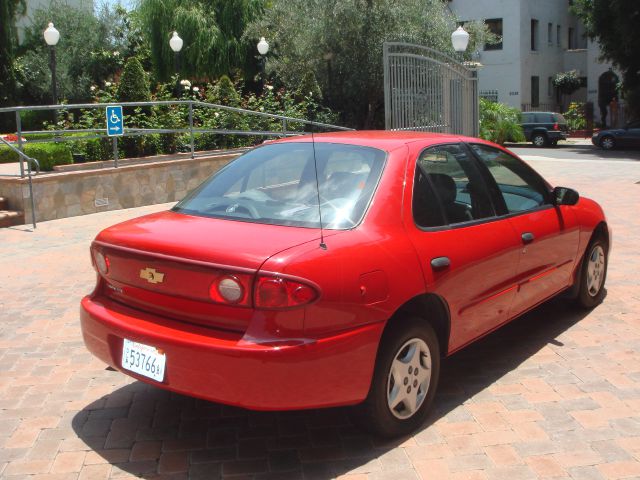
[428,173,456,205]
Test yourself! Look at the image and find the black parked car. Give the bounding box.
[521,112,569,147]
[592,120,640,150]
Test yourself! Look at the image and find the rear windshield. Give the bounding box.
[553,113,567,123]
[173,142,386,229]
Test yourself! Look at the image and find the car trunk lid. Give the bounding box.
[94,210,323,331]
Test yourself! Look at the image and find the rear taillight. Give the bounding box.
[254,275,318,309]
[553,122,559,130]
[92,248,110,275]
[209,273,252,306]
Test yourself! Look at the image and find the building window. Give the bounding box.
[531,76,540,107]
[548,77,553,98]
[484,18,503,50]
[557,25,561,46]
[531,19,539,51]
[548,23,553,44]
[568,27,575,49]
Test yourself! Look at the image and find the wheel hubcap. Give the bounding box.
[602,138,614,149]
[534,136,545,146]
[586,245,605,297]
[386,338,431,420]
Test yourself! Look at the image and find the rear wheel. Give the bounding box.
[355,317,440,437]
[576,237,608,308]
[600,135,615,150]
[532,133,548,147]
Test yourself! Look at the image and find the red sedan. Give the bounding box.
[81,132,610,437]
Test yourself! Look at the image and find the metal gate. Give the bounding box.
[383,42,479,136]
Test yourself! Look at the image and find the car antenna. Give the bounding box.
[310,118,327,250]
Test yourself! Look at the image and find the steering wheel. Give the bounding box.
[207,199,261,219]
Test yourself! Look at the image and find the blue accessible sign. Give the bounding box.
[106,105,124,136]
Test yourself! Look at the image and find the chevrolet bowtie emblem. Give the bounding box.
[140,267,165,284]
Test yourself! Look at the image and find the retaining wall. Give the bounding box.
[0,153,239,224]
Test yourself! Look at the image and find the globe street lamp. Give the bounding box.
[169,31,183,96]
[451,26,470,53]
[43,22,60,107]
[257,37,269,89]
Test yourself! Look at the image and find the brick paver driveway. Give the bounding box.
[1,154,639,480]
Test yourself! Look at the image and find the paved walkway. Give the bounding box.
[0,155,639,480]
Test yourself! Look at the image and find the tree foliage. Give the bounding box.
[15,0,127,104]
[137,0,265,82]
[572,0,640,120]
[248,0,491,128]
[0,0,25,107]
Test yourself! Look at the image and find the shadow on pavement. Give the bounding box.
[72,297,594,479]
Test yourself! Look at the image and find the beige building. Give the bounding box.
[448,0,621,122]
[16,0,94,43]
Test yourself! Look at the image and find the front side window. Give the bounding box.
[413,144,494,228]
[174,142,386,229]
[470,144,550,214]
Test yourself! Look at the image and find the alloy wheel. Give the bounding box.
[386,338,432,419]
[586,245,605,297]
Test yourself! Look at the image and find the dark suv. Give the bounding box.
[521,112,569,147]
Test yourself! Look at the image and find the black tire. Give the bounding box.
[575,237,608,308]
[551,140,559,147]
[600,135,615,150]
[355,317,440,437]
[532,133,548,147]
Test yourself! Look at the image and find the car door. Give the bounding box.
[521,112,535,140]
[405,142,523,353]
[620,121,640,147]
[468,143,580,318]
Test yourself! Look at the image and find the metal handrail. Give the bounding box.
[0,99,352,174]
[0,136,40,229]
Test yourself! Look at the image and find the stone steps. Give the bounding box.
[0,197,25,228]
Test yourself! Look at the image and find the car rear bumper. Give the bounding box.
[80,295,384,410]
[547,131,568,141]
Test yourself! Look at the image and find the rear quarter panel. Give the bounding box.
[259,145,425,337]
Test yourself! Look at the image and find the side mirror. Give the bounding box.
[553,186,579,206]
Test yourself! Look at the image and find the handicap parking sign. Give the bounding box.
[106,105,124,137]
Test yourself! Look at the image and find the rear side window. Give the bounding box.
[470,144,550,214]
[521,112,534,123]
[413,144,495,228]
[535,113,553,123]
[174,142,386,229]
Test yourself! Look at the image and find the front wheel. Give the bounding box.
[600,136,615,150]
[576,237,608,308]
[355,318,440,437]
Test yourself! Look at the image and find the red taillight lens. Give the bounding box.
[255,275,318,309]
[553,122,559,130]
[92,248,109,275]
[209,273,251,306]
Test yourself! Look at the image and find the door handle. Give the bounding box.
[521,232,535,244]
[430,256,450,271]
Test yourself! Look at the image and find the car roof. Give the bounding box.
[272,130,482,152]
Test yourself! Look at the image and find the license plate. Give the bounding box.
[121,338,166,382]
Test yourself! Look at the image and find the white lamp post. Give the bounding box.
[451,26,470,53]
[43,22,60,106]
[257,37,269,89]
[169,31,183,96]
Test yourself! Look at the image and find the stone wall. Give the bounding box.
[0,153,239,224]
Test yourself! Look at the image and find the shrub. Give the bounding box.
[0,142,72,170]
[479,99,525,145]
[117,57,151,103]
[563,102,587,131]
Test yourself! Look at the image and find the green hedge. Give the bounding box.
[0,142,73,171]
